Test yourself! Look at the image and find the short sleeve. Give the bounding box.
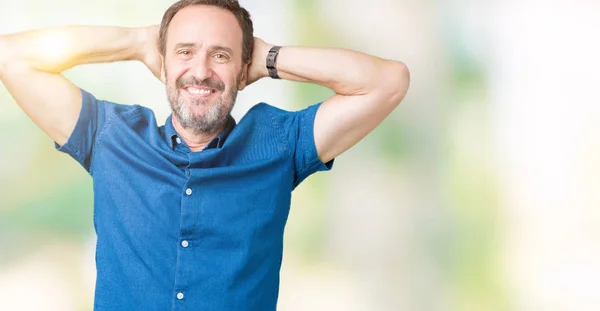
[54,89,111,173]
[268,103,334,188]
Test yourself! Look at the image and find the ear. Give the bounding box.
[160,55,166,84]
[237,62,250,91]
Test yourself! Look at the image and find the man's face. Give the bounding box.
[164,5,248,135]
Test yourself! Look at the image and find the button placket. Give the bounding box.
[175,156,193,305]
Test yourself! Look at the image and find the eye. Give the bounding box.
[176,50,193,59]
[213,53,229,62]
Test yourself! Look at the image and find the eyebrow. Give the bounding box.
[208,45,234,55]
[174,42,197,50]
[173,43,233,55]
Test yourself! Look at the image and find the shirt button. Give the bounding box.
[185,188,192,196]
[177,292,184,300]
[181,240,189,248]
[176,137,182,144]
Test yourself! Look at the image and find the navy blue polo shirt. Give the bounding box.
[56,89,333,311]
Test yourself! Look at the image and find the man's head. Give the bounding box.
[159,0,254,135]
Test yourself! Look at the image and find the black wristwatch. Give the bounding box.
[266,46,282,79]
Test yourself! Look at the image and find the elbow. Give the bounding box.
[386,61,410,106]
[370,60,410,109]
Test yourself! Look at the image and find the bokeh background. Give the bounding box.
[1,0,599,310]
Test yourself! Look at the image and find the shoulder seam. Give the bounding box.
[263,103,292,155]
[89,104,144,175]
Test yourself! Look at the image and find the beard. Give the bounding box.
[167,73,241,135]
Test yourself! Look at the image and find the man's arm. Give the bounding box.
[248,39,410,163]
[0,26,160,146]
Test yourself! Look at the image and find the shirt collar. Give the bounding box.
[163,115,236,151]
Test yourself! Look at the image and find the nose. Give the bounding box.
[190,56,213,81]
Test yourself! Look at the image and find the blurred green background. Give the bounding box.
[1,1,599,310]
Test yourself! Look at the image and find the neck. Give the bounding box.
[171,116,227,152]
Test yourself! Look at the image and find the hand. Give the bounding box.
[245,37,272,86]
[140,26,164,83]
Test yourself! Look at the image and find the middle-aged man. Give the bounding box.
[0,0,410,310]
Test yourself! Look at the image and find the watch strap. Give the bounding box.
[266,46,282,79]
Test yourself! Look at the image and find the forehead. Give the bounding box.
[167,5,243,55]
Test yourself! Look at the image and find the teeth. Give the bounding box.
[188,87,211,95]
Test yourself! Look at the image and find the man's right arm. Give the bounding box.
[0,26,159,146]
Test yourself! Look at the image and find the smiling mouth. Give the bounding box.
[184,86,217,96]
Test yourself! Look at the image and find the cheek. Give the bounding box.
[215,62,240,81]
[165,61,188,83]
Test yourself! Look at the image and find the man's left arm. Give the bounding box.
[248,39,410,163]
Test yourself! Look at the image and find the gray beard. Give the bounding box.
[171,93,233,135]
[167,76,240,136]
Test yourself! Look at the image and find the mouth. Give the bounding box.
[183,86,219,97]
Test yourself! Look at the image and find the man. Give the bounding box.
[0,0,409,310]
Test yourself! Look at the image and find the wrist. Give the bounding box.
[135,26,155,62]
[259,43,273,79]
[266,45,282,79]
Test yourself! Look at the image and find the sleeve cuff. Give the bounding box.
[294,102,334,187]
[54,88,95,171]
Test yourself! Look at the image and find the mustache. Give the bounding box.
[176,76,225,91]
